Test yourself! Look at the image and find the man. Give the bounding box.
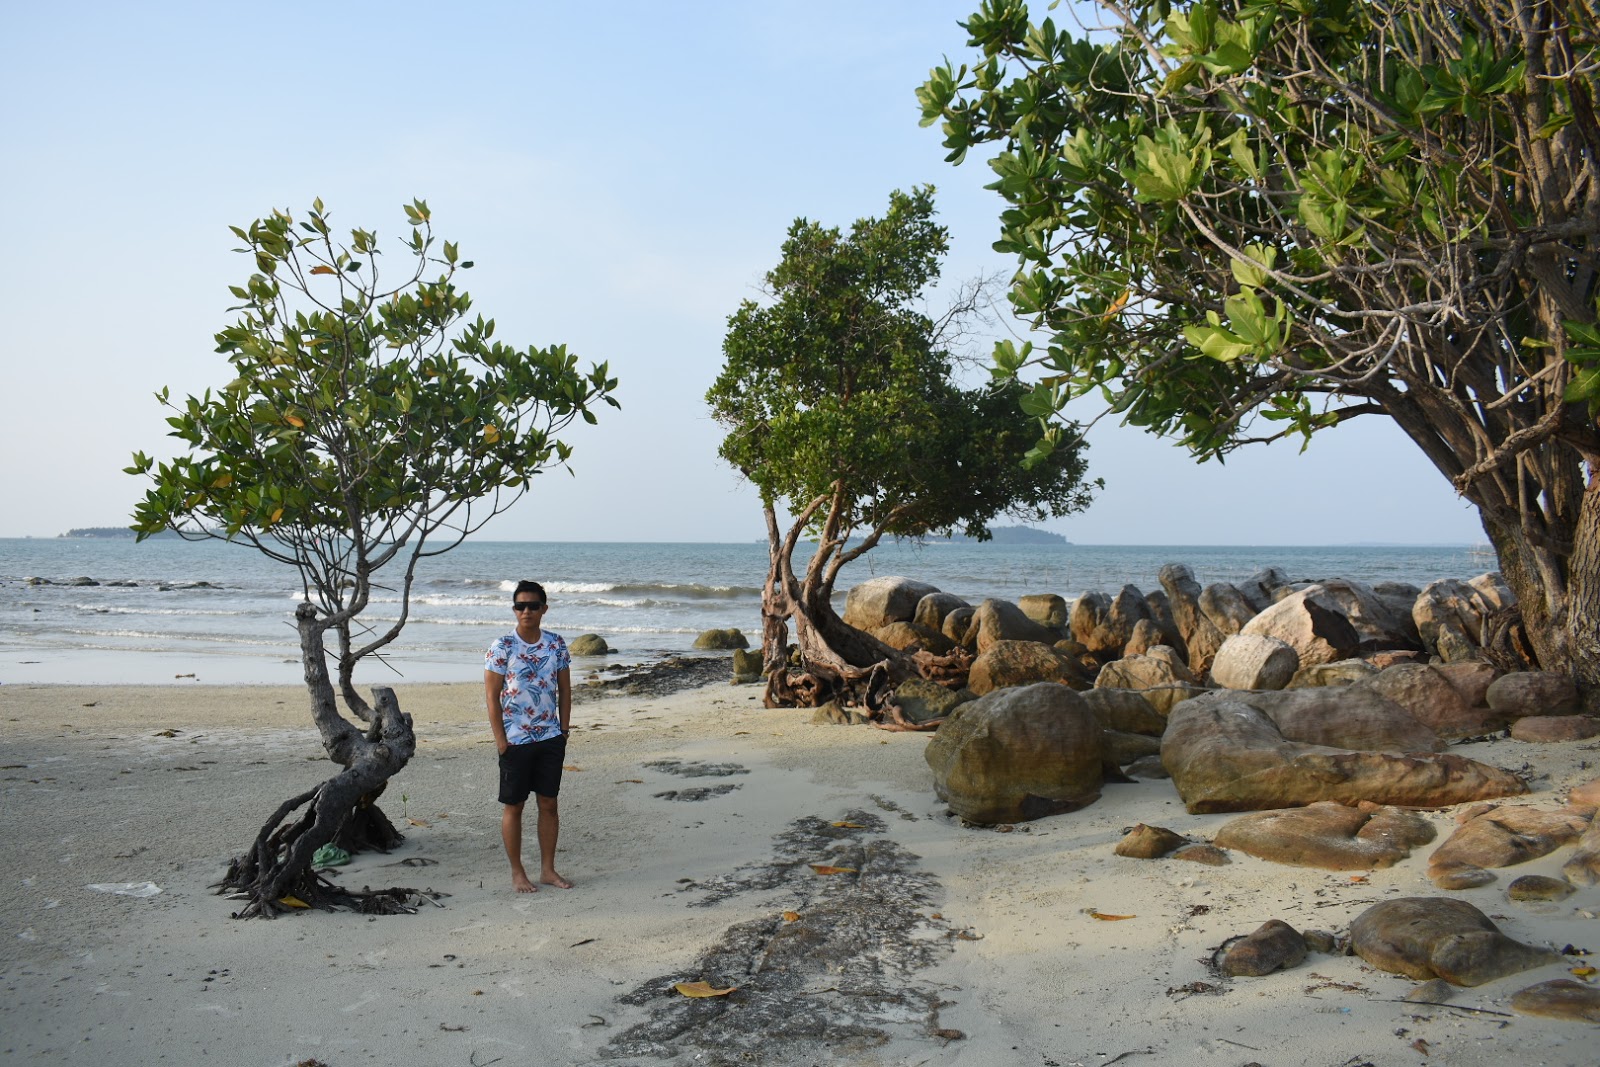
[485,580,574,893]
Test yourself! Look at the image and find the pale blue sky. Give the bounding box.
[0,1,1483,545]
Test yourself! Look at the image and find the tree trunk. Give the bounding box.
[217,604,419,918]
[1483,474,1600,713]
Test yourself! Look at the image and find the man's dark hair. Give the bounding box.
[513,580,546,604]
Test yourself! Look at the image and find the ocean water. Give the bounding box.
[0,537,1494,686]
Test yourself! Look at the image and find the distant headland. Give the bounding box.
[934,526,1069,546]
[59,526,178,539]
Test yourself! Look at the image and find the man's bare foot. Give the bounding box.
[541,870,574,889]
[512,871,539,894]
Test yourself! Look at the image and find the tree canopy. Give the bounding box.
[919,0,1600,684]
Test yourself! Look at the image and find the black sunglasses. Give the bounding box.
[512,601,545,612]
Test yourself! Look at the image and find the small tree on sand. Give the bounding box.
[707,187,1093,718]
[129,199,618,917]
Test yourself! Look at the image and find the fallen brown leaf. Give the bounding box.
[674,981,736,998]
[407,818,430,827]
[1411,1038,1430,1056]
[831,821,865,829]
[616,778,644,784]
[809,865,858,876]
[563,764,584,772]
[782,911,801,922]
[1086,909,1135,921]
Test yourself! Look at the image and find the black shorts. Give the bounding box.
[498,735,567,805]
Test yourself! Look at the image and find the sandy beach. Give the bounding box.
[4,678,1599,1067]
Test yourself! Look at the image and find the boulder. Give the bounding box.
[568,633,612,656]
[1143,590,1186,657]
[1094,646,1201,715]
[693,628,749,650]
[1510,980,1600,1022]
[1468,571,1516,611]
[924,682,1104,824]
[1372,581,1423,625]
[1090,585,1151,658]
[1563,815,1600,886]
[1236,567,1291,612]
[1159,564,1226,676]
[968,640,1080,696]
[1487,671,1581,718]
[971,598,1058,653]
[1349,897,1557,986]
[1199,582,1257,636]
[891,678,974,726]
[1359,663,1502,739]
[731,648,763,684]
[1080,687,1168,736]
[1436,660,1497,708]
[1511,715,1600,742]
[942,606,976,647]
[1210,634,1299,691]
[913,591,970,634]
[1214,801,1436,870]
[1287,658,1378,689]
[1241,581,1406,668]
[1161,688,1525,814]
[1017,593,1068,629]
[1172,843,1230,865]
[1103,729,1162,766]
[874,621,955,656]
[1413,578,1489,662]
[1114,823,1187,859]
[1068,591,1109,649]
[842,576,940,632]
[1218,920,1307,977]
[1507,875,1575,902]
[1427,803,1591,889]
[1121,618,1164,659]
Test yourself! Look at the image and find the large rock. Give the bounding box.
[1349,897,1557,986]
[1413,578,1491,663]
[1511,980,1600,1022]
[1114,823,1188,858]
[1017,593,1068,629]
[1161,688,1526,814]
[693,628,749,650]
[971,598,1058,654]
[1236,567,1291,612]
[1511,715,1600,742]
[1218,920,1308,977]
[1143,590,1186,658]
[913,592,970,634]
[1199,582,1257,636]
[842,576,941,632]
[1210,634,1299,691]
[1214,802,1436,870]
[1427,803,1591,889]
[1080,687,1168,736]
[1563,815,1600,886]
[1094,646,1201,715]
[873,621,954,656]
[968,640,1081,696]
[924,683,1104,824]
[1242,580,1418,667]
[1487,671,1581,718]
[1359,663,1502,739]
[1121,619,1164,659]
[942,606,976,647]
[1160,564,1226,677]
[568,633,612,656]
[891,678,974,726]
[1288,658,1378,689]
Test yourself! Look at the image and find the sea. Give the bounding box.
[0,537,1496,687]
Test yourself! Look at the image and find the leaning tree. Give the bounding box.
[130,199,618,916]
[706,187,1093,714]
[920,0,1600,701]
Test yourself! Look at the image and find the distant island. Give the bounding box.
[59,526,180,539]
[933,526,1069,546]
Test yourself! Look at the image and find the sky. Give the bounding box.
[0,1,1485,546]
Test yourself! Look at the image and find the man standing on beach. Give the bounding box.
[485,580,574,893]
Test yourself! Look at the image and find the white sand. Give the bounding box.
[3,680,1598,1066]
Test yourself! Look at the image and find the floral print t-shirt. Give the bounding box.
[485,631,570,745]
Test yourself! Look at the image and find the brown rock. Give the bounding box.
[1359,663,1501,739]
[913,591,970,634]
[1288,659,1378,689]
[971,599,1058,654]
[1303,929,1339,954]
[1113,823,1187,859]
[1171,843,1230,866]
[1242,579,1419,667]
[1349,897,1557,986]
[1487,670,1580,718]
[1362,649,1428,670]
[1403,979,1456,1004]
[967,640,1079,696]
[1080,687,1168,736]
[1436,661,1498,708]
[1210,633,1299,691]
[943,606,977,647]
[1214,802,1436,870]
[842,576,940,631]
[1162,690,1525,814]
[1511,715,1600,742]
[1427,804,1590,889]
[1507,875,1575,902]
[1510,979,1600,1022]
[1218,920,1307,977]
[1095,647,1202,716]
[1413,578,1489,662]
[1561,815,1600,886]
[1017,593,1068,629]
[1121,618,1164,659]
[874,621,955,656]
[1103,729,1162,767]
[1570,777,1600,810]
[891,678,974,726]
[1199,582,1257,636]
[1124,754,1168,779]
[924,682,1103,824]
[1159,564,1225,677]
[1236,567,1290,612]
[1143,589,1186,658]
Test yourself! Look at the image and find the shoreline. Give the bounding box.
[4,681,1599,1065]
